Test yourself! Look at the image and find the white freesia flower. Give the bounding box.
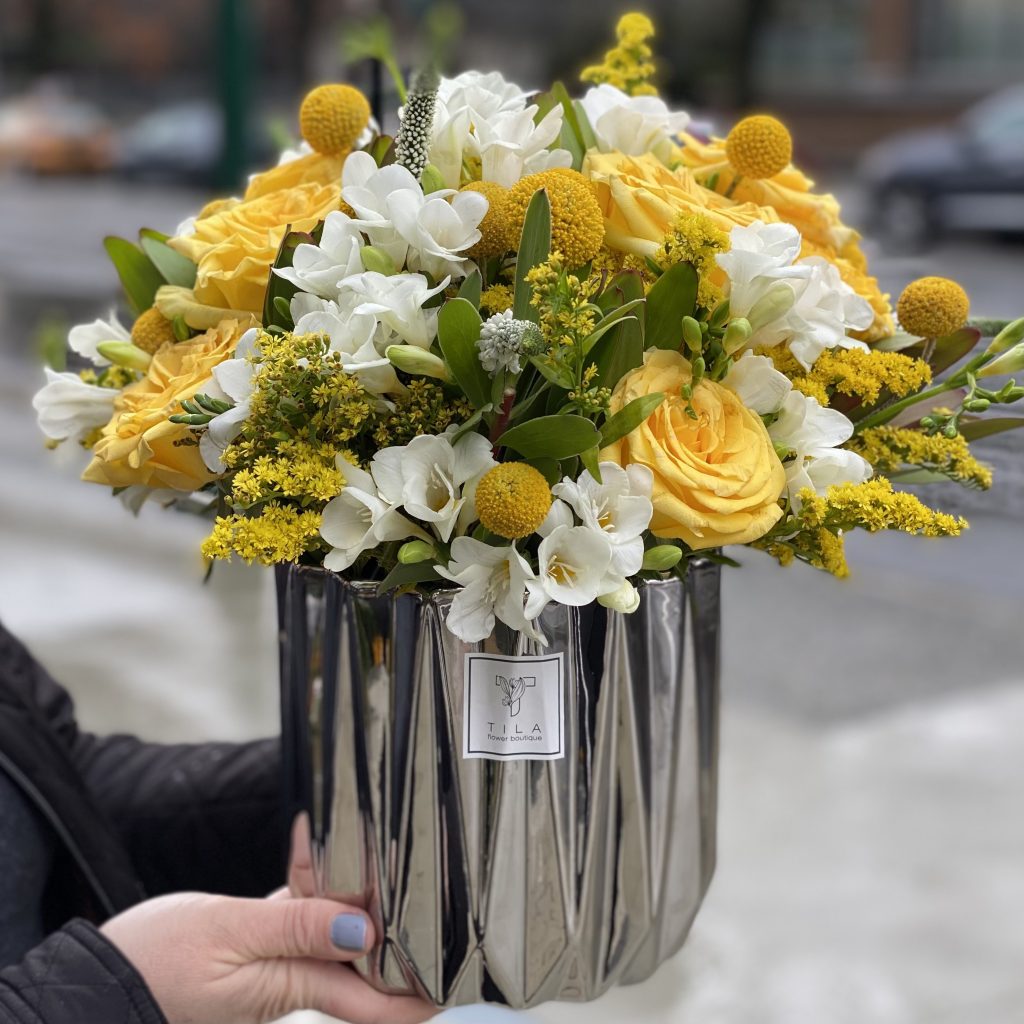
[67,312,130,366]
[32,369,115,442]
[341,271,448,350]
[717,221,873,370]
[437,537,544,643]
[429,73,572,188]
[387,187,487,278]
[198,328,260,472]
[553,462,653,577]
[320,463,426,572]
[579,84,690,162]
[290,295,401,396]
[371,431,496,542]
[598,578,641,614]
[273,212,365,298]
[769,391,872,502]
[526,524,614,616]
[340,151,485,278]
[723,351,792,415]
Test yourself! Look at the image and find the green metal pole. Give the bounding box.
[216,0,251,191]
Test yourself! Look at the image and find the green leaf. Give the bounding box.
[437,298,490,409]
[600,393,665,448]
[959,416,1024,442]
[645,262,698,349]
[103,236,165,316]
[528,457,560,486]
[572,100,598,151]
[886,468,955,485]
[579,445,602,482]
[513,189,552,322]
[377,561,441,594]
[551,81,587,169]
[528,355,574,389]
[877,327,983,374]
[368,134,396,166]
[582,314,640,357]
[262,230,314,329]
[458,268,482,308]
[589,270,643,389]
[139,229,197,288]
[449,404,493,443]
[498,414,601,459]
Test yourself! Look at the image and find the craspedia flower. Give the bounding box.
[461,181,514,260]
[896,276,969,338]
[130,307,177,355]
[725,115,792,179]
[508,169,605,268]
[299,84,371,156]
[475,462,553,539]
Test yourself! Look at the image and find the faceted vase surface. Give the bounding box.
[278,560,721,1008]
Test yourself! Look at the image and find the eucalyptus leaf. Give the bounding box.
[262,230,314,329]
[437,298,490,409]
[513,189,552,322]
[103,236,165,315]
[600,393,665,447]
[959,416,1024,441]
[579,445,602,483]
[139,231,197,288]
[458,268,482,308]
[588,271,645,389]
[645,262,698,349]
[582,314,639,356]
[377,561,441,594]
[498,414,600,459]
[528,457,561,486]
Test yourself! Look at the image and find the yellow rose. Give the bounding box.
[83,319,246,492]
[244,151,347,200]
[168,181,340,317]
[600,349,786,549]
[584,150,780,259]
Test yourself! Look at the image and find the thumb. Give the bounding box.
[223,897,375,963]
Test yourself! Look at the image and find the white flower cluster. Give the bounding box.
[718,221,874,370]
[579,84,690,164]
[439,462,654,644]
[428,71,573,188]
[476,310,542,375]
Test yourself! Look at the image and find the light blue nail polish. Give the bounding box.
[331,913,367,951]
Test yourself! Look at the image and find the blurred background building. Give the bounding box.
[1,3,1022,1022]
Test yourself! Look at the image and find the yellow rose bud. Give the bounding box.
[600,349,785,549]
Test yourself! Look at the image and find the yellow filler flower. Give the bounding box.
[896,276,970,338]
[508,169,605,269]
[300,84,371,155]
[475,462,553,540]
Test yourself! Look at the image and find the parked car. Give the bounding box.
[861,84,1024,249]
[0,88,112,174]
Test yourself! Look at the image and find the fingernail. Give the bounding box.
[331,913,367,951]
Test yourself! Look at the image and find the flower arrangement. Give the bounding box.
[34,12,1024,644]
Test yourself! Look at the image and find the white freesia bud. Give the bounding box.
[722,316,753,355]
[747,281,796,332]
[360,245,398,276]
[598,579,641,614]
[984,317,1024,357]
[385,344,450,381]
[95,341,152,371]
[978,341,1024,378]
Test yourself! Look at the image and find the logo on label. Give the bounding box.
[497,675,534,718]
[463,653,564,761]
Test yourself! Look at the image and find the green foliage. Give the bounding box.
[497,414,601,459]
[513,190,552,322]
[437,298,490,409]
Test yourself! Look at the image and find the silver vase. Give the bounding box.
[278,560,721,1008]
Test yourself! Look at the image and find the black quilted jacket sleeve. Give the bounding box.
[0,920,168,1024]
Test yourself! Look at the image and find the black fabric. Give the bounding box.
[0,920,168,1024]
[0,621,288,1017]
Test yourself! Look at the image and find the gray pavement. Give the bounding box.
[1,174,1022,1023]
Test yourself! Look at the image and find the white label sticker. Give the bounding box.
[462,652,565,761]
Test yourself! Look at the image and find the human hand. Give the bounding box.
[101,891,435,1024]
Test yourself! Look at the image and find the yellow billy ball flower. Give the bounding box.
[725,115,792,179]
[508,169,605,268]
[475,462,553,540]
[299,84,371,155]
[461,180,513,260]
[130,307,177,355]
[896,276,970,338]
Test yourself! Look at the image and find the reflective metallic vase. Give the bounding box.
[279,560,721,1008]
